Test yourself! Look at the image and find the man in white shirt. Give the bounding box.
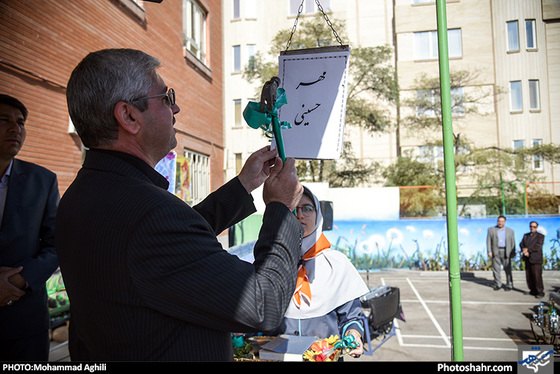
[486,215,516,291]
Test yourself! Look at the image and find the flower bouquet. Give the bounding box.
[303,334,358,362]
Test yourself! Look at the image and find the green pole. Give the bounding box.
[271,115,286,162]
[435,0,464,361]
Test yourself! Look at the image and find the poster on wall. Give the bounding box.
[175,157,191,203]
[155,151,177,194]
[277,46,350,159]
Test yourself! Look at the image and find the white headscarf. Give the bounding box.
[284,187,369,319]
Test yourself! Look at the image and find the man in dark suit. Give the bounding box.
[56,48,304,361]
[486,215,516,291]
[520,221,545,298]
[0,94,60,360]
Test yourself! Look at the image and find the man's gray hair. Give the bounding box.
[66,49,161,148]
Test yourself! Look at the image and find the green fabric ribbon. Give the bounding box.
[243,88,291,161]
[334,334,359,351]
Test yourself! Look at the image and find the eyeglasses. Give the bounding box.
[296,205,315,216]
[530,225,538,228]
[132,88,175,106]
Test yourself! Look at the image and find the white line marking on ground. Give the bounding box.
[401,299,535,306]
[406,277,451,348]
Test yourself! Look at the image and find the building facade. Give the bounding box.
[222,0,397,182]
[223,0,559,198]
[395,0,559,195]
[0,0,224,204]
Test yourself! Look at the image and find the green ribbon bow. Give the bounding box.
[243,88,291,161]
[335,334,359,352]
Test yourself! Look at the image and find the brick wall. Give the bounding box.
[0,0,224,194]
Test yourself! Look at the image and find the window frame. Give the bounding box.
[528,79,540,111]
[531,139,543,171]
[509,80,523,112]
[506,20,520,53]
[415,87,464,118]
[233,0,240,19]
[183,149,210,206]
[413,29,462,60]
[525,19,537,50]
[289,0,331,16]
[233,99,242,127]
[183,0,209,74]
[232,45,241,72]
[247,44,256,71]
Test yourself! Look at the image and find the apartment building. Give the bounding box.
[222,0,396,182]
[223,0,559,196]
[396,0,559,194]
[0,0,224,203]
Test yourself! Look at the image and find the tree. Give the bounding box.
[243,14,397,186]
[381,151,445,217]
[401,69,499,135]
[389,68,551,216]
[515,143,560,166]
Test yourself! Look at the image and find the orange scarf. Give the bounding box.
[293,233,331,308]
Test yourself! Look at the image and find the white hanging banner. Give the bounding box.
[277,46,350,159]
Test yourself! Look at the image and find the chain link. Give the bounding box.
[285,0,305,51]
[285,0,344,51]
[315,0,344,46]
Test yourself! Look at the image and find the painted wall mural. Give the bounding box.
[323,217,560,270]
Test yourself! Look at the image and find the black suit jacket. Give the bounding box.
[0,159,59,339]
[520,231,545,265]
[56,150,303,361]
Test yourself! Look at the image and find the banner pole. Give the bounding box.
[435,0,464,361]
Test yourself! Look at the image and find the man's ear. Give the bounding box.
[114,101,141,135]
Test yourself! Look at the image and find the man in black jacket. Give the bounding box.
[56,48,303,361]
[520,221,545,298]
[0,94,59,360]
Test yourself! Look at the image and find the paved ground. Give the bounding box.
[355,269,559,362]
[48,270,560,363]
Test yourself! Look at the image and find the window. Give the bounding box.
[418,145,443,169]
[513,140,524,150]
[532,139,543,170]
[247,44,256,70]
[509,81,522,112]
[235,153,243,175]
[234,99,242,126]
[233,45,241,72]
[525,19,537,49]
[416,90,435,118]
[414,29,462,60]
[245,0,257,18]
[507,20,519,52]
[233,0,256,19]
[529,79,540,111]
[289,0,330,16]
[183,0,207,63]
[416,87,464,118]
[184,149,210,206]
[513,140,525,168]
[117,0,146,22]
[233,0,240,19]
[450,87,464,116]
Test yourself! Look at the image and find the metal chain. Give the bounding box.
[315,0,344,46]
[285,0,305,51]
[285,0,344,51]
